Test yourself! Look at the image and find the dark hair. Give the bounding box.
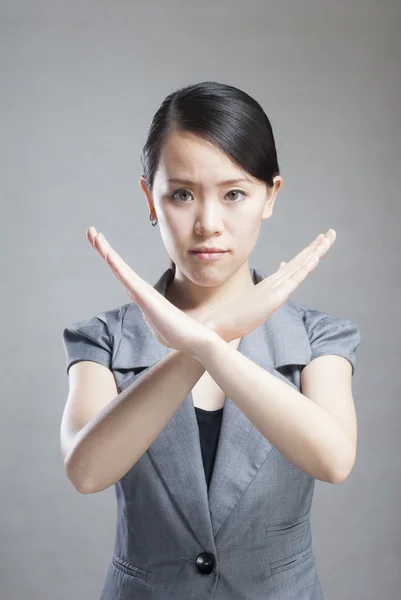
[140,81,281,271]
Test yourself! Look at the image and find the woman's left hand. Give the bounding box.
[86,226,217,359]
[202,228,336,342]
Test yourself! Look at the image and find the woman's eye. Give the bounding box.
[169,188,247,202]
[226,189,247,201]
[169,189,192,202]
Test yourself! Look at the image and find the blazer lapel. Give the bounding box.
[113,266,311,551]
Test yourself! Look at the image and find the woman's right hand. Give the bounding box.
[87,226,218,359]
[202,229,336,342]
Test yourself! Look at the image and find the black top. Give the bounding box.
[194,406,224,489]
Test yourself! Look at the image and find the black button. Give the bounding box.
[195,552,216,574]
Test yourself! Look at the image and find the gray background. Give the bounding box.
[1,1,399,598]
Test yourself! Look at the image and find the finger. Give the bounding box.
[296,231,333,270]
[295,231,332,266]
[87,226,99,249]
[274,248,326,297]
[279,231,336,289]
[93,230,112,262]
[106,251,146,300]
[89,228,167,312]
[308,230,336,262]
[275,229,335,281]
[283,236,329,280]
[272,234,324,282]
[91,230,129,278]
[103,241,128,276]
[87,226,109,261]
[90,230,138,290]
[287,252,323,286]
[300,229,335,268]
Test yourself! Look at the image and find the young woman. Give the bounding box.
[61,81,361,600]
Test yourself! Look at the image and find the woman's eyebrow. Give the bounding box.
[166,177,252,186]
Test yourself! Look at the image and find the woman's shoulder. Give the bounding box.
[287,298,360,332]
[65,301,133,335]
[286,299,361,376]
[62,302,134,375]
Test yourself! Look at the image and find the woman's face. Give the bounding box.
[140,129,282,287]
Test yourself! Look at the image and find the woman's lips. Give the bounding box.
[190,250,228,260]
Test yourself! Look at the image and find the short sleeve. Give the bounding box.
[302,308,361,376]
[62,314,113,375]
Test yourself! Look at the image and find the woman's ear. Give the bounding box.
[139,176,149,197]
[273,175,283,189]
[139,177,157,220]
[261,176,283,220]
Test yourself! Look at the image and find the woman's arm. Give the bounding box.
[192,332,356,484]
[65,349,206,494]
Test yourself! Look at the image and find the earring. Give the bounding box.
[149,214,158,226]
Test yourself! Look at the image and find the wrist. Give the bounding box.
[189,326,221,363]
[201,316,230,342]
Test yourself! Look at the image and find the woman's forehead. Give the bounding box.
[156,135,256,186]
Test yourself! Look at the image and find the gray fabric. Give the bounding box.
[62,266,361,599]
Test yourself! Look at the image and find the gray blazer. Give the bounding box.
[62,266,361,600]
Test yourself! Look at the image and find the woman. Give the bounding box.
[61,81,361,600]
